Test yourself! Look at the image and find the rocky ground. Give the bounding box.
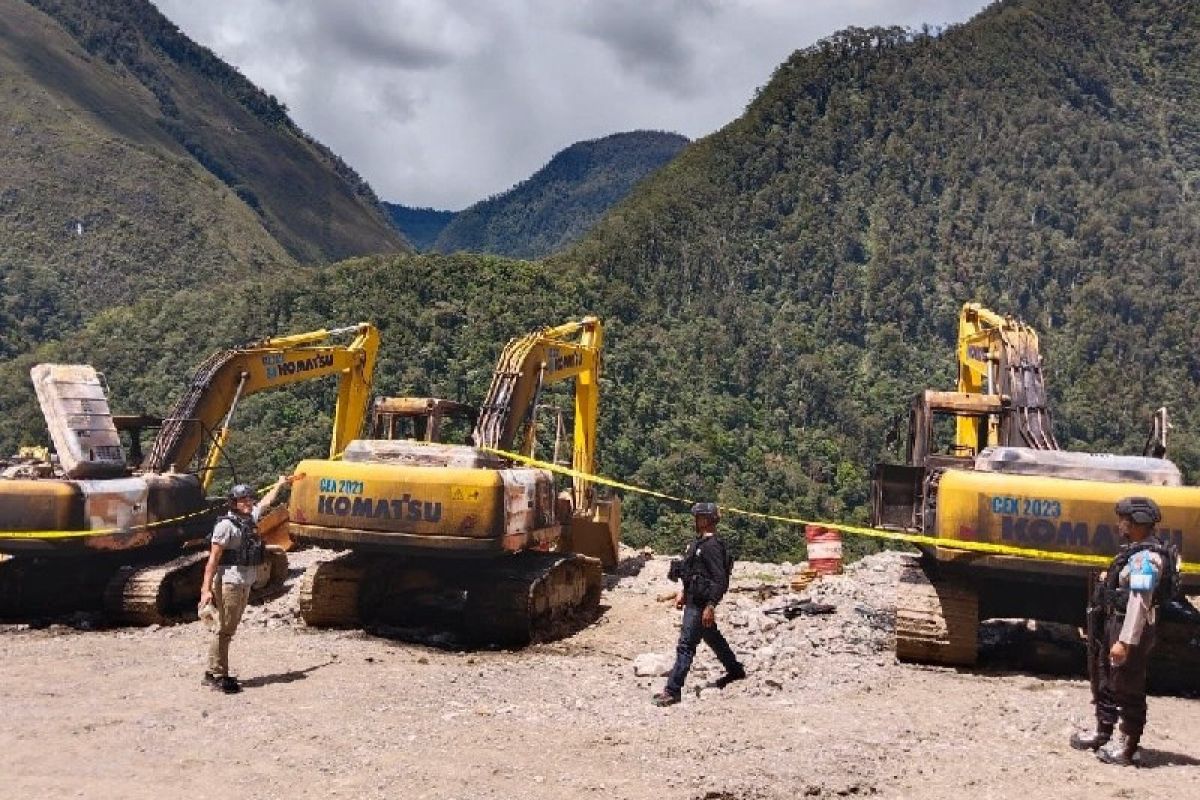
[2,548,1199,799]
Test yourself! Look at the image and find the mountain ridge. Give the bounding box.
[430,130,688,259]
[0,0,407,357]
[5,0,1200,562]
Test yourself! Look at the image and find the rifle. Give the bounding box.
[1085,575,1107,696]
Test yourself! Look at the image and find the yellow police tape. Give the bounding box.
[0,482,274,541]
[9,452,1196,577]
[478,447,1200,576]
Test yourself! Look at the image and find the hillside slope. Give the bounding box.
[562,0,1200,546]
[5,0,1200,561]
[383,204,456,251]
[432,131,688,259]
[0,0,407,357]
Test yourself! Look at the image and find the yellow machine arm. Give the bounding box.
[144,323,380,491]
[473,317,603,513]
[956,303,1057,454]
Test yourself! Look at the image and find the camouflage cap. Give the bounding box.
[691,501,720,520]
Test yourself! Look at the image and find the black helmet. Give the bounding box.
[691,502,720,521]
[1115,496,1161,525]
[228,484,255,502]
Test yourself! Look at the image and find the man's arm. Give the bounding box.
[253,474,299,522]
[1111,551,1162,664]
[701,539,731,606]
[698,539,731,627]
[199,519,235,608]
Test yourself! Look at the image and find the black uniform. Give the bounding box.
[663,533,743,697]
[1085,533,1176,746]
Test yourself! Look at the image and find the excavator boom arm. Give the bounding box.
[473,317,602,511]
[144,323,379,488]
[955,303,1057,454]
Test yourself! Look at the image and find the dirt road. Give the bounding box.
[2,552,1197,799]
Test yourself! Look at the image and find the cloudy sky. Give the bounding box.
[155,0,991,210]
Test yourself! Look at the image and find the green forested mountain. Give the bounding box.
[563,0,1200,555]
[0,0,406,358]
[431,131,689,259]
[4,0,1200,563]
[383,204,456,251]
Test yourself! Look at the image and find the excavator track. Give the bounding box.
[1148,613,1200,695]
[299,553,367,628]
[103,551,209,625]
[103,546,290,626]
[893,557,980,666]
[0,555,123,619]
[299,551,603,647]
[465,552,603,646]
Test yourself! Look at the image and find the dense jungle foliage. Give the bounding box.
[4,0,1200,564]
[431,132,689,259]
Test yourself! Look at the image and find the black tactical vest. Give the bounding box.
[1101,534,1178,617]
[215,512,266,567]
[681,535,734,605]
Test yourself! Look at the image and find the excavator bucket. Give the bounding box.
[568,496,620,568]
[257,505,293,550]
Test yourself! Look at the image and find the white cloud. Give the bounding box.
[154,0,989,209]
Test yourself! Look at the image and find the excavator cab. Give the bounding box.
[370,397,476,445]
[872,390,1009,531]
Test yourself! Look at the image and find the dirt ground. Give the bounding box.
[2,550,1198,800]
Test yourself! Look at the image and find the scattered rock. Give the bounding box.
[633,652,673,677]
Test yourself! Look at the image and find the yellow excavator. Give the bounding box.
[288,316,621,646]
[0,323,379,624]
[872,303,1200,691]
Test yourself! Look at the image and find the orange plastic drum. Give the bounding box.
[804,524,843,575]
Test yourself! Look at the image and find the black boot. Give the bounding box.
[706,665,747,689]
[1069,724,1112,751]
[1096,732,1140,766]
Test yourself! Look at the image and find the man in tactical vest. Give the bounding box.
[1070,496,1180,765]
[199,475,293,693]
[652,502,746,707]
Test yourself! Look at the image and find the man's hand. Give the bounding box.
[675,591,685,610]
[199,588,212,610]
[702,605,715,627]
[1110,641,1128,666]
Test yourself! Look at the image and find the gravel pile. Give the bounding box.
[619,549,915,697]
[239,546,338,628]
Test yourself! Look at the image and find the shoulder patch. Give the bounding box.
[1129,551,1161,593]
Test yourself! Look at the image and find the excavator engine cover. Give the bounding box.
[30,364,126,479]
[289,449,561,553]
[933,468,1200,567]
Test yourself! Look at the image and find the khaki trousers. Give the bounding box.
[207,580,251,677]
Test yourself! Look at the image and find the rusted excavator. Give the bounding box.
[288,316,621,646]
[0,323,378,624]
[872,303,1200,691]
